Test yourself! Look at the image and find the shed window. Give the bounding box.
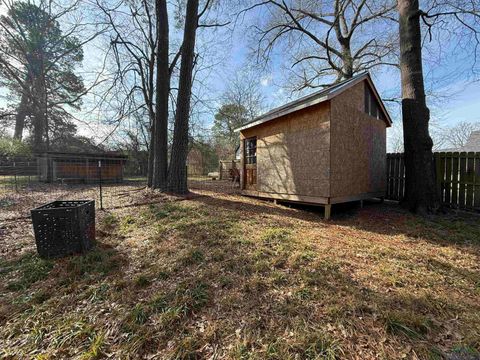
[244,137,257,164]
[364,85,386,121]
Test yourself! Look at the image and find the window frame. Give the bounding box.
[364,85,385,121]
[244,137,257,165]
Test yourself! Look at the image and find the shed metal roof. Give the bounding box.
[235,72,392,132]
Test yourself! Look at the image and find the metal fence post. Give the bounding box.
[98,160,103,210]
[14,161,18,192]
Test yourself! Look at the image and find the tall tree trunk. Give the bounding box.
[32,110,45,152]
[147,118,154,187]
[398,0,439,213]
[167,0,199,194]
[152,0,170,190]
[14,93,29,140]
[339,39,353,80]
[32,77,46,152]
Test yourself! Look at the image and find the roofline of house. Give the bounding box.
[234,72,392,132]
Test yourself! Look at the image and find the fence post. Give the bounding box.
[14,161,18,192]
[98,160,103,210]
[434,152,442,202]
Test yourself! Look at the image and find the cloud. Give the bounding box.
[0,4,7,17]
[260,75,272,87]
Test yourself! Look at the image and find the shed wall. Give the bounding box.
[240,102,331,198]
[329,81,387,199]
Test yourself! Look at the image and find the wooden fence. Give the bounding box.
[218,160,240,180]
[386,152,480,210]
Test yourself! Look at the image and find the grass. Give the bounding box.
[2,253,54,291]
[1,190,480,359]
[0,175,37,186]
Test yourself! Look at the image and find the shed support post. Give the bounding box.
[360,200,364,208]
[324,204,331,220]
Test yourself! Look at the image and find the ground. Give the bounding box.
[0,183,479,359]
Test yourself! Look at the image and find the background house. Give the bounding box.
[235,72,392,219]
[458,130,480,152]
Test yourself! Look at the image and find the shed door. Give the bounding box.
[244,137,257,190]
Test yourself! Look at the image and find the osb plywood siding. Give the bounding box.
[330,81,387,198]
[240,102,331,197]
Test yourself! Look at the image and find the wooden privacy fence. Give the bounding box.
[218,160,240,180]
[386,152,480,210]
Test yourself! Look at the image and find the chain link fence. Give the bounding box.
[1,155,240,222]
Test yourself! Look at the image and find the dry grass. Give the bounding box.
[0,180,166,221]
[0,187,479,359]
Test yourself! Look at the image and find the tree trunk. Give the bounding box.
[14,93,29,140]
[398,0,439,213]
[339,39,353,80]
[147,119,154,187]
[32,77,46,152]
[152,0,170,190]
[167,0,199,194]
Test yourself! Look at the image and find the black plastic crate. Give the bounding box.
[31,200,95,258]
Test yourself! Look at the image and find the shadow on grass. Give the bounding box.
[140,200,479,358]
[191,192,480,252]
[1,239,126,294]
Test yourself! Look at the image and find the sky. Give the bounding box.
[1,0,480,152]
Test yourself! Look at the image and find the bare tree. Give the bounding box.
[153,0,170,190]
[167,0,200,193]
[223,70,265,120]
[212,70,265,157]
[246,0,398,90]
[164,0,230,194]
[440,121,480,149]
[95,0,159,186]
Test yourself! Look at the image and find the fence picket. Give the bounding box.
[439,152,446,203]
[451,152,459,206]
[474,153,480,209]
[458,152,467,209]
[387,155,394,199]
[393,154,400,200]
[445,153,452,205]
[466,152,475,209]
[399,155,405,200]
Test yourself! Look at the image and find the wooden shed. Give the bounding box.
[36,151,128,183]
[235,72,392,219]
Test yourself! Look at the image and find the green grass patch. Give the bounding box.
[81,332,105,360]
[5,254,54,291]
[119,215,137,233]
[384,311,433,339]
[134,275,151,288]
[65,248,121,280]
[181,249,205,266]
[147,202,195,221]
[101,213,118,229]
